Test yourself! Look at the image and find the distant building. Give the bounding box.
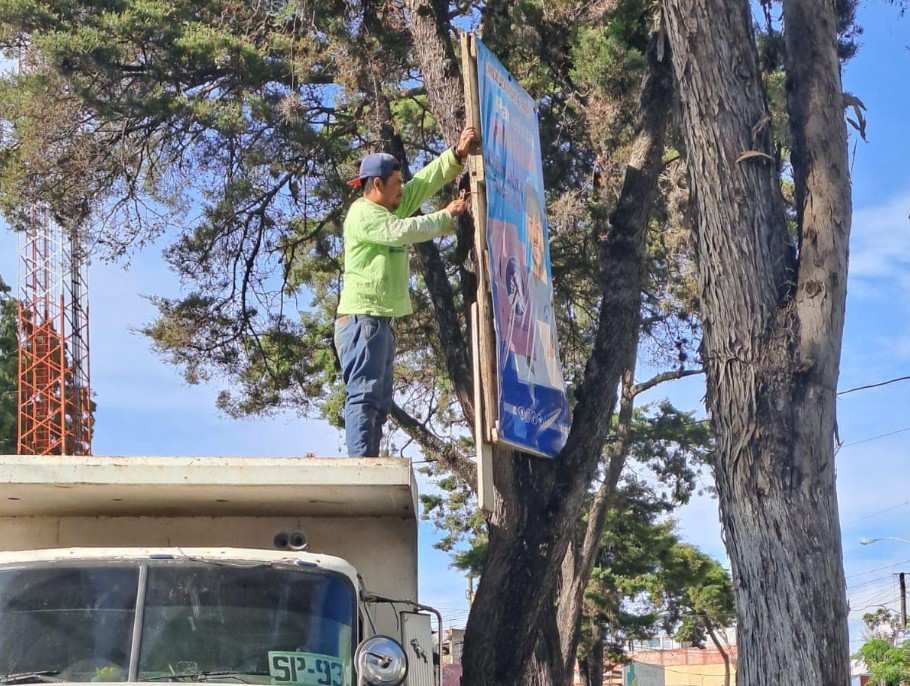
[446,627,737,686]
[441,627,465,666]
[611,631,738,686]
[441,663,462,686]
[441,627,465,686]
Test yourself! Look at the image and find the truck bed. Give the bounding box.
[0,455,420,606]
[0,455,416,517]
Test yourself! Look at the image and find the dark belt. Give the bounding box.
[336,314,393,324]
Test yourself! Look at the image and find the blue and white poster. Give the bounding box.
[475,39,571,458]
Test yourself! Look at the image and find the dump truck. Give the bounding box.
[0,456,440,686]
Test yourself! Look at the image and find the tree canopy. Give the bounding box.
[856,610,910,686]
[0,276,17,453]
[0,0,862,683]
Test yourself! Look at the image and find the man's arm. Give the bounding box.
[395,148,462,219]
[395,127,479,218]
[347,190,472,247]
[347,203,455,247]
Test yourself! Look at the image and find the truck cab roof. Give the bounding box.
[0,547,362,589]
[0,455,421,621]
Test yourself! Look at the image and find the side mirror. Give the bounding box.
[355,636,408,686]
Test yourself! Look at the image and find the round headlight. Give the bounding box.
[355,635,408,686]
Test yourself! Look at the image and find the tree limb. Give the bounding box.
[630,367,703,398]
[390,403,476,485]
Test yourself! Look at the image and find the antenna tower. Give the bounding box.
[15,50,92,456]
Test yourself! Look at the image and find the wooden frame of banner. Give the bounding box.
[462,33,496,514]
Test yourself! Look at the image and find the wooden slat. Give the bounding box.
[462,33,497,514]
[472,304,494,513]
[461,33,498,440]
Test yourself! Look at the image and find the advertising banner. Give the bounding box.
[624,662,666,686]
[475,39,571,458]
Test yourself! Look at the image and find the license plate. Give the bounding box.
[268,652,344,686]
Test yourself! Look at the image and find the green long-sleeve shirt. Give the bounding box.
[337,148,462,317]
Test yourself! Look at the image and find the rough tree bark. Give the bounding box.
[457,31,674,686]
[400,0,477,427]
[659,0,852,679]
[402,0,464,143]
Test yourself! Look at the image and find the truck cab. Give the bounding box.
[0,456,438,686]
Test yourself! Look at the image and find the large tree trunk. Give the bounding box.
[402,0,464,142]
[459,30,673,686]
[660,0,852,680]
[523,33,674,686]
[398,0,479,430]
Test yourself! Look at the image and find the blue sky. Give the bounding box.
[0,2,909,649]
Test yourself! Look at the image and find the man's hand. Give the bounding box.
[445,190,471,217]
[454,126,480,159]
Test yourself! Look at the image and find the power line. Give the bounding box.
[849,575,895,594]
[850,592,900,614]
[839,375,910,397]
[849,584,899,610]
[844,498,910,526]
[840,426,910,448]
[847,558,910,581]
[850,584,899,607]
[849,575,898,593]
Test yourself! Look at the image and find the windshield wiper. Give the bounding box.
[0,672,61,684]
[140,671,269,683]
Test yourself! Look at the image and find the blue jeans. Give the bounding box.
[334,314,395,457]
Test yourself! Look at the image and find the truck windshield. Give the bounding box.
[0,562,354,685]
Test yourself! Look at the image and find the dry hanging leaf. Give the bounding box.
[843,92,868,141]
[735,150,775,164]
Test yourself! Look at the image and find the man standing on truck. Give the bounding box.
[335,127,479,457]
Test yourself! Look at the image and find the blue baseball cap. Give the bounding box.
[347,153,401,187]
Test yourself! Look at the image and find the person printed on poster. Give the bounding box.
[514,181,564,390]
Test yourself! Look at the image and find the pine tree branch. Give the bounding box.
[630,367,703,398]
[390,403,476,486]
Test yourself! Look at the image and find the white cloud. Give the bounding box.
[850,192,910,284]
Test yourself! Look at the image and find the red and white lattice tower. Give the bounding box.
[13,47,92,456]
[17,206,92,456]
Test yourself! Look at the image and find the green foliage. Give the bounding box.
[865,608,904,637]
[0,0,415,422]
[628,401,712,503]
[577,488,674,660]
[577,484,734,663]
[422,400,712,581]
[0,276,17,453]
[855,639,910,686]
[0,0,704,444]
[658,546,735,646]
